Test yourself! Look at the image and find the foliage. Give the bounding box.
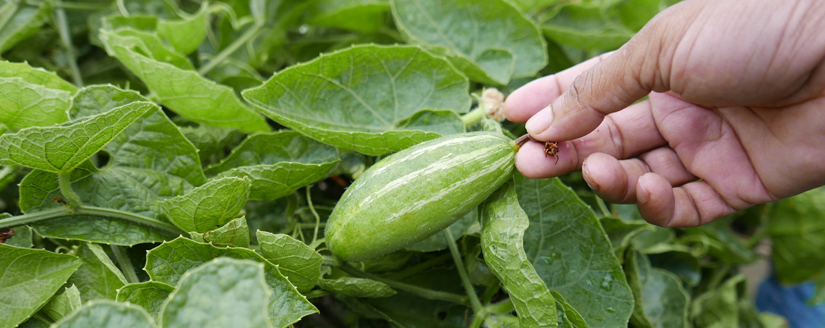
[0,0,799,327]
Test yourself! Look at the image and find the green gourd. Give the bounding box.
[326,132,516,261]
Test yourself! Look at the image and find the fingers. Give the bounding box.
[504,53,613,123]
[514,99,666,178]
[525,40,660,142]
[637,174,738,227]
[582,148,695,204]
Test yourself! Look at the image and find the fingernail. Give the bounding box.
[582,160,600,192]
[525,104,554,136]
[637,179,651,204]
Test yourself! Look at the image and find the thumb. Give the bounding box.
[526,19,674,142]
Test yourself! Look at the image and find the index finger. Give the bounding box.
[504,52,614,123]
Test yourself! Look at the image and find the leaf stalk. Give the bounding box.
[53,3,84,87]
[339,263,469,305]
[444,229,488,322]
[198,23,265,75]
[57,172,83,209]
[110,245,140,284]
[0,205,184,236]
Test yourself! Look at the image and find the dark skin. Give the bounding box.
[506,0,825,227]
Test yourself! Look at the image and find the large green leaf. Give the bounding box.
[0,101,153,172]
[307,0,390,33]
[66,243,128,301]
[390,0,547,85]
[99,28,270,132]
[159,176,251,233]
[144,237,318,327]
[205,131,339,200]
[41,285,82,322]
[0,60,76,92]
[517,174,634,328]
[541,3,634,52]
[51,300,155,328]
[625,250,689,328]
[189,216,251,248]
[116,282,174,320]
[0,244,82,328]
[0,0,52,53]
[257,231,324,293]
[19,86,205,245]
[480,180,557,327]
[766,189,825,283]
[159,258,274,328]
[242,44,470,155]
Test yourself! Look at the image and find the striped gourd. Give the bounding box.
[326,132,516,261]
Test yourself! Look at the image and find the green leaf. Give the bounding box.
[205,131,339,200]
[0,244,82,328]
[480,180,558,327]
[599,216,655,257]
[189,216,251,248]
[52,300,155,328]
[19,86,205,245]
[41,285,82,323]
[308,0,390,33]
[690,275,746,328]
[390,0,547,85]
[517,174,634,328]
[0,77,71,130]
[648,250,702,287]
[160,176,251,233]
[0,60,76,92]
[4,224,33,248]
[319,277,397,298]
[551,291,588,328]
[766,189,825,283]
[0,101,155,173]
[0,0,52,53]
[99,28,270,132]
[257,231,324,293]
[66,243,128,301]
[242,44,471,155]
[156,3,209,55]
[145,237,318,326]
[116,282,174,320]
[159,258,274,328]
[394,109,465,136]
[178,124,241,164]
[541,3,634,52]
[406,208,476,252]
[683,218,757,265]
[625,250,689,328]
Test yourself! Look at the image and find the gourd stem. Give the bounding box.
[110,245,139,284]
[339,263,469,305]
[444,229,486,320]
[461,105,486,127]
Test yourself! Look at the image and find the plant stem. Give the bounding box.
[461,106,485,127]
[110,245,139,284]
[444,229,486,320]
[198,23,264,75]
[0,2,18,38]
[0,165,18,189]
[0,206,183,236]
[58,172,82,209]
[595,196,612,217]
[480,281,501,304]
[339,263,469,305]
[306,186,321,245]
[25,0,108,10]
[53,3,84,87]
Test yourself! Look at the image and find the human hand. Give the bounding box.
[505,0,825,227]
